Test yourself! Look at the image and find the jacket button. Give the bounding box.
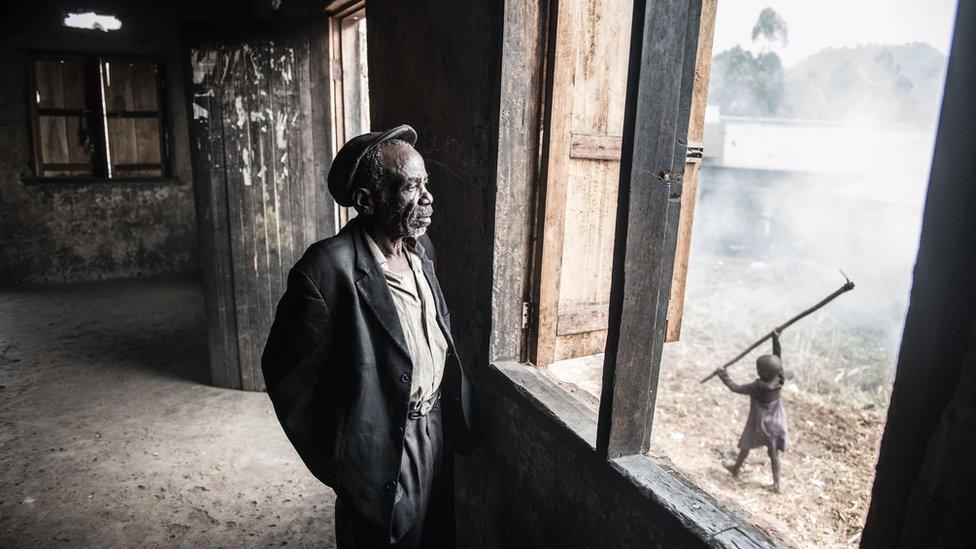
[400,373,409,383]
[398,426,405,434]
[385,480,396,491]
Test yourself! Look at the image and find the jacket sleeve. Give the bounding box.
[261,267,337,484]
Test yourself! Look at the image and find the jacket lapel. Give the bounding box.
[351,219,412,361]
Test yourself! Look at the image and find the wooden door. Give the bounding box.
[183,19,334,391]
[531,0,717,366]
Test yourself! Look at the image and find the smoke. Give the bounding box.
[661,42,948,406]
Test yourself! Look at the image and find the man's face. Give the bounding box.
[374,143,433,239]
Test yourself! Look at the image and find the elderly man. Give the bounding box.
[261,124,482,547]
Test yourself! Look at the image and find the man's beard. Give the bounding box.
[377,197,433,239]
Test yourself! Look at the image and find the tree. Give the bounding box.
[709,45,787,117]
[751,7,789,51]
[706,8,791,116]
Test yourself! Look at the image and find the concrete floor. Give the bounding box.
[0,275,336,547]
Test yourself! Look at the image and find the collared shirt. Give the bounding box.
[365,233,448,407]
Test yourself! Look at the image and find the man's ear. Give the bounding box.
[351,188,373,216]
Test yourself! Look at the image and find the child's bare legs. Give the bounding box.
[767,445,782,493]
[724,448,749,477]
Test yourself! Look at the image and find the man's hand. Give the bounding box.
[715,368,729,379]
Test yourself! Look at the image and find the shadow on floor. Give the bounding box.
[1,272,213,386]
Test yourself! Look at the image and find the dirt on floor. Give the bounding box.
[0,275,336,547]
[549,350,887,549]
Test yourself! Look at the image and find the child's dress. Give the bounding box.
[720,338,790,452]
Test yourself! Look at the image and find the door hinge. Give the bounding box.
[521,301,536,331]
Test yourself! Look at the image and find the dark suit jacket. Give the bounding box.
[261,216,482,536]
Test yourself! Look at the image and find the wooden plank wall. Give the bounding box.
[188,37,331,391]
[188,47,240,389]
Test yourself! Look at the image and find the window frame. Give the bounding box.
[487,0,780,546]
[325,0,368,230]
[25,50,172,184]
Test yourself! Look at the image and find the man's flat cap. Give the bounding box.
[327,124,418,207]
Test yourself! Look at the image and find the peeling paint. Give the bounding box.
[241,149,252,186]
[275,115,287,150]
[193,103,209,120]
[234,96,247,128]
[191,49,218,84]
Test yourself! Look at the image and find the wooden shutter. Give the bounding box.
[531,0,717,366]
[100,59,165,178]
[531,0,634,366]
[30,55,96,178]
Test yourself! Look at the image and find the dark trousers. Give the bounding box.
[335,392,455,548]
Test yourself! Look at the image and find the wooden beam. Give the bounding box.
[490,0,549,363]
[104,111,162,118]
[597,0,701,459]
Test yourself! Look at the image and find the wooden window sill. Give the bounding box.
[487,360,780,548]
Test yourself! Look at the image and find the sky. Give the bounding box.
[712,0,959,66]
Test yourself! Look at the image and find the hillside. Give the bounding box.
[708,42,947,124]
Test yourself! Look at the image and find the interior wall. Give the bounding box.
[366,0,709,545]
[366,0,502,373]
[0,1,233,285]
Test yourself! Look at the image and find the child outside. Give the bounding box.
[714,329,790,493]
